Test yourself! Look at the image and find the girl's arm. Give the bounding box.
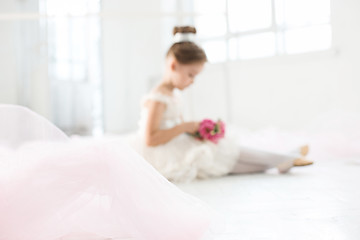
[145,100,199,147]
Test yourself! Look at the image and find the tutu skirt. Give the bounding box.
[130,133,240,183]
[0,105,213,240]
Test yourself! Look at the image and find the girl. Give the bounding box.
[131,26,313,183]
[0,105,212,240]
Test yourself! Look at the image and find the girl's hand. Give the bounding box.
[182,121,200,134]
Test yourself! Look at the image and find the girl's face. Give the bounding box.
[170,60,204,90]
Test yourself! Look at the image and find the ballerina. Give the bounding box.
[130,26,313,183]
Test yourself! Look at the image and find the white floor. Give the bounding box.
[177,159,360,240]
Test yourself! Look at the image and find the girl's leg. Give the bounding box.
[230,161,269,174]
[230,146,301,174]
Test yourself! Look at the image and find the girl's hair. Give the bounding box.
[166,26,207,64]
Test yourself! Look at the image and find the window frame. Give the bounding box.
[175,0,333,63]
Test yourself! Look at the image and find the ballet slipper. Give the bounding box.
[278,156,313,174]
[293,157,314,167]
[299,145,310,157]
[291,145,310,156]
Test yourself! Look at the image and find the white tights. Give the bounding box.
[230,146,301,174]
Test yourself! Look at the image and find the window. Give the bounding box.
[40,0,103,135]
[166,0,332,63]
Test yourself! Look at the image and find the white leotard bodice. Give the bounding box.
[138,90,183,134]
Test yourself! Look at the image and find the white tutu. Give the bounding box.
[0,105,214,240]
[130,91,240,183]
[130,133,240,183]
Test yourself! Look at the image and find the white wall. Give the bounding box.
[187,0,360,131]
[102,0,163,133]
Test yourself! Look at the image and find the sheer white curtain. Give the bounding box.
[42,0,104,136]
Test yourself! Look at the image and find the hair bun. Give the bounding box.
[173,26,197,36]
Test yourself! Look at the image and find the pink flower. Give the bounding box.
[196,119,226,144]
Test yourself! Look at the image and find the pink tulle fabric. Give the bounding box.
[0,105,213,240]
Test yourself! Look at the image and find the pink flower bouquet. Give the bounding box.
[192,119,226,144]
